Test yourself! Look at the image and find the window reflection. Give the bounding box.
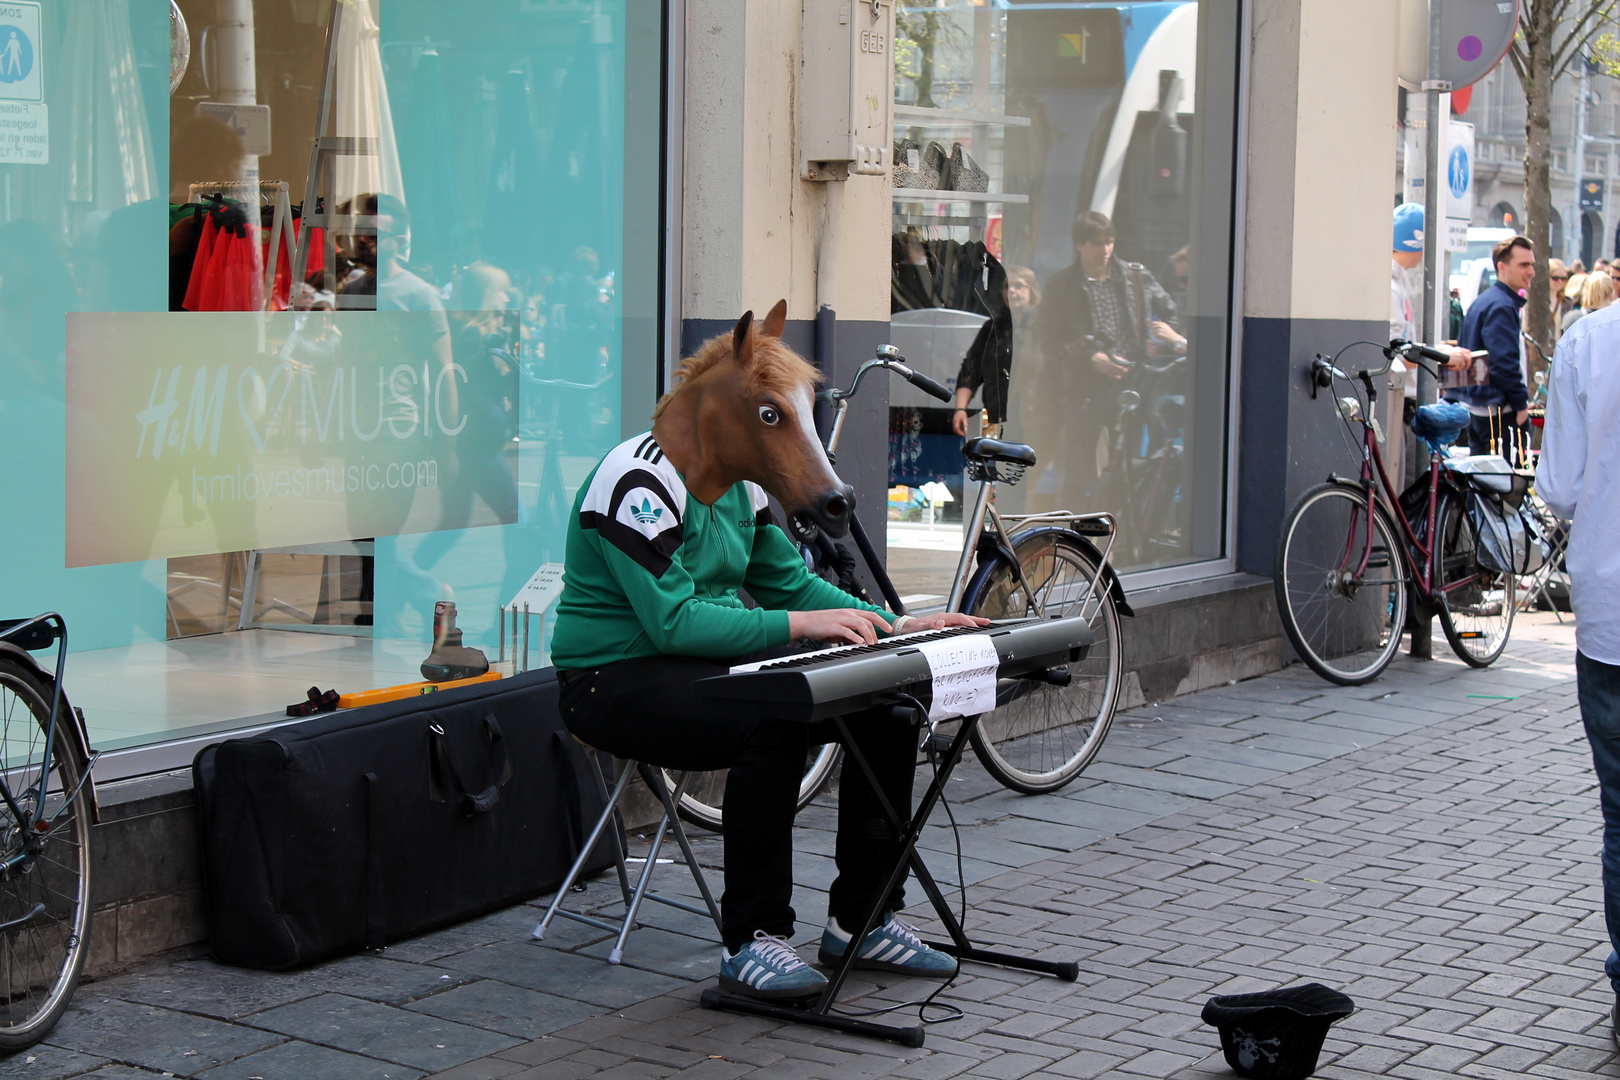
[888,1,1236,581]
[0,0,656,754]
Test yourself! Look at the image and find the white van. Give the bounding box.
[1449,226,1517,312]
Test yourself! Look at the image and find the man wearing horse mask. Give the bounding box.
[550,301,986,1002]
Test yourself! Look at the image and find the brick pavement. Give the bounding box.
[5,613,1610,1079]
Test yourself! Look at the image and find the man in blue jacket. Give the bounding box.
[1451,235,1533,465]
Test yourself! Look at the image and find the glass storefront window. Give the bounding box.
[888,0,1240,595]
[0,0,660,766]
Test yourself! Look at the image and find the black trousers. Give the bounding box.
[558,654,917,952]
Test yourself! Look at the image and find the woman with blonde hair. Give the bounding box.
[1562,271,1615,338]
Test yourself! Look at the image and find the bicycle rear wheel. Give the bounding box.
[663,741,841,831]
[0,657,92,1051]
[1435,495,1514,666]
[960,532,1124,793]
[1274,483,1409,686]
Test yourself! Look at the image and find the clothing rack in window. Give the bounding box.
[187,180,298,313]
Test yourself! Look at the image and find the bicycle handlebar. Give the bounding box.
[829,346,953,404]
[904,368,952,401]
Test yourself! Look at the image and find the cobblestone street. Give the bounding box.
[4,614,1609,1080]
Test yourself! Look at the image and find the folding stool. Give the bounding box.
[533,753,721,964]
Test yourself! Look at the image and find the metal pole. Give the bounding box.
[1411,1,1447,663]
[498,604,505,666]
[522,603,531,673]
[1576,58,1590,265]
[1419,0,1448,406]
[215,0,259,182]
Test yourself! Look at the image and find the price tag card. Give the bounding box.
[508,563,566,613]
[917,634,998,721]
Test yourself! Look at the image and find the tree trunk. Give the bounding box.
[915,14,938,109]
[1522,2,1556,363]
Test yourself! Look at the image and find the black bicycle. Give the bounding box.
[0,614,97,1049]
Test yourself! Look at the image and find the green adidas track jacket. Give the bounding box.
[549,431,888,670]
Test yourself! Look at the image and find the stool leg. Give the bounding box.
[534,762,637,941]
[642,766,722,935]
[593,754,635,907]
[611,804,673,965]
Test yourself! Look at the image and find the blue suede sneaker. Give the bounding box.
[719,931,829,1001]
[817,913,958,978]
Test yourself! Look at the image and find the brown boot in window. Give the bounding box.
[421,601,489,682]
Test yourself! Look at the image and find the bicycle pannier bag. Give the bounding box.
[193,668,616,970]
[1466,490,1549,576]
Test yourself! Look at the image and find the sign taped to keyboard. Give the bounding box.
[917,633,999,721]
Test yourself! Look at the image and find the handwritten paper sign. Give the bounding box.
[917,633,998,721]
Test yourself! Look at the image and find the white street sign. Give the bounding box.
[0,2,42,104]
[196,103,272,156]
[1447,120,1474,254]
[0,100,45,164]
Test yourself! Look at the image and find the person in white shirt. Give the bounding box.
[1536,300,1620,1045]
[1389,204,1471,484]
[1390,203,1424,350]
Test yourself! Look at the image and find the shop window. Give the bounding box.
[888,1,1241,592]
[1,0,661,765]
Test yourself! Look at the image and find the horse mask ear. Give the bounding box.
[732,310,755,367]
[761,299,788,339]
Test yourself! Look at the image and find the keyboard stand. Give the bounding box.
[699,710,1080,1048]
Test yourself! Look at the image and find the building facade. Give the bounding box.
[0,0,1420,959]
[1396,42,1620,267]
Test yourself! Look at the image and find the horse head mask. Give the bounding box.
[651,299,854,541]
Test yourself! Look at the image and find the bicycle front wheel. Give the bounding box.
[960,532,1124,793]
[1435,495,1514,666]
[1275,483,1409,686]
[663,741,842,832]
[0,657,92,1051]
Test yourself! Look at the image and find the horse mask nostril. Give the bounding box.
[825,496,848,520]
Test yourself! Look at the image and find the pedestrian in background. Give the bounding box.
[1390,203,1424,347]
[1562,272,1614,339]
[1388,205,1471,482]
[1452,235,1533,466]
[1536,293,1620,1047]
[952,266,1042,438]
[1549,258,1571,337]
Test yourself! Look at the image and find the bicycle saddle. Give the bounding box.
[961,437,1037,467]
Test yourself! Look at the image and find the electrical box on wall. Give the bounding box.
[801,0,895,181]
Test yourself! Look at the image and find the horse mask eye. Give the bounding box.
[758,404,781,426]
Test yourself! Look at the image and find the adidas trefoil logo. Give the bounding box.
[632,498,663,525]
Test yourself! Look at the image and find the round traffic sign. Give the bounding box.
[0,25,34,85]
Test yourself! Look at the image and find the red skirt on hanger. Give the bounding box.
[180,212,221,312]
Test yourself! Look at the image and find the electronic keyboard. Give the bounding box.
[695,617,1092,723]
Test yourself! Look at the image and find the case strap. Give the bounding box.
[426,714,515,816]
[363,772,385,950]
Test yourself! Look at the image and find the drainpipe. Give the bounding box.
[214,0,258,181]
[814,179,843,439]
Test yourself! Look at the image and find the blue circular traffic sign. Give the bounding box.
[1449,145,1470,200]
[0,26,34,84]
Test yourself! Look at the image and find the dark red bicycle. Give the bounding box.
[1273,339,1516,685]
